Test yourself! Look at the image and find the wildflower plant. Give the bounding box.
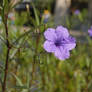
[43,26,76,60]
[88,26,92,37]
[74,10,80,15]
[0,0,92,92]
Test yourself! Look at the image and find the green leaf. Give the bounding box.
[3,0,9,13]
[32,3,40,26]
[12,85,28,89]
[11,73,23,86]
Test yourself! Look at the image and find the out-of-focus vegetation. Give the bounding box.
[0,0,92,92]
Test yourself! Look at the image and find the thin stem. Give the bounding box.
[30,29,40,88]
[2,15,11,92]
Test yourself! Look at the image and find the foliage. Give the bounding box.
[0,0,92,92]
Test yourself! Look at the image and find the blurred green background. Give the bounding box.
[0,0,92,92]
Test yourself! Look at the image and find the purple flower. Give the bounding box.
[74,10,80,15]
[88,26,92,37]
[43,26,76,60]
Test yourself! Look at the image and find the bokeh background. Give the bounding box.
[0,0,92,92]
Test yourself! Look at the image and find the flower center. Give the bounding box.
[55,40,61,46]
[55,38,66,46]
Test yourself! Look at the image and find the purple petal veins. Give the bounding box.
[43,25,76,60]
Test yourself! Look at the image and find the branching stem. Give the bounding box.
[2,15,11,92]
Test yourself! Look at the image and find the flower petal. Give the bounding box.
[55,26,69,38]
[44,28,57,41]
[54,46,70,60]
[63,43,76,51]
[88,30,92,37]
[63,37,76,50]
[43,41,56,53]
